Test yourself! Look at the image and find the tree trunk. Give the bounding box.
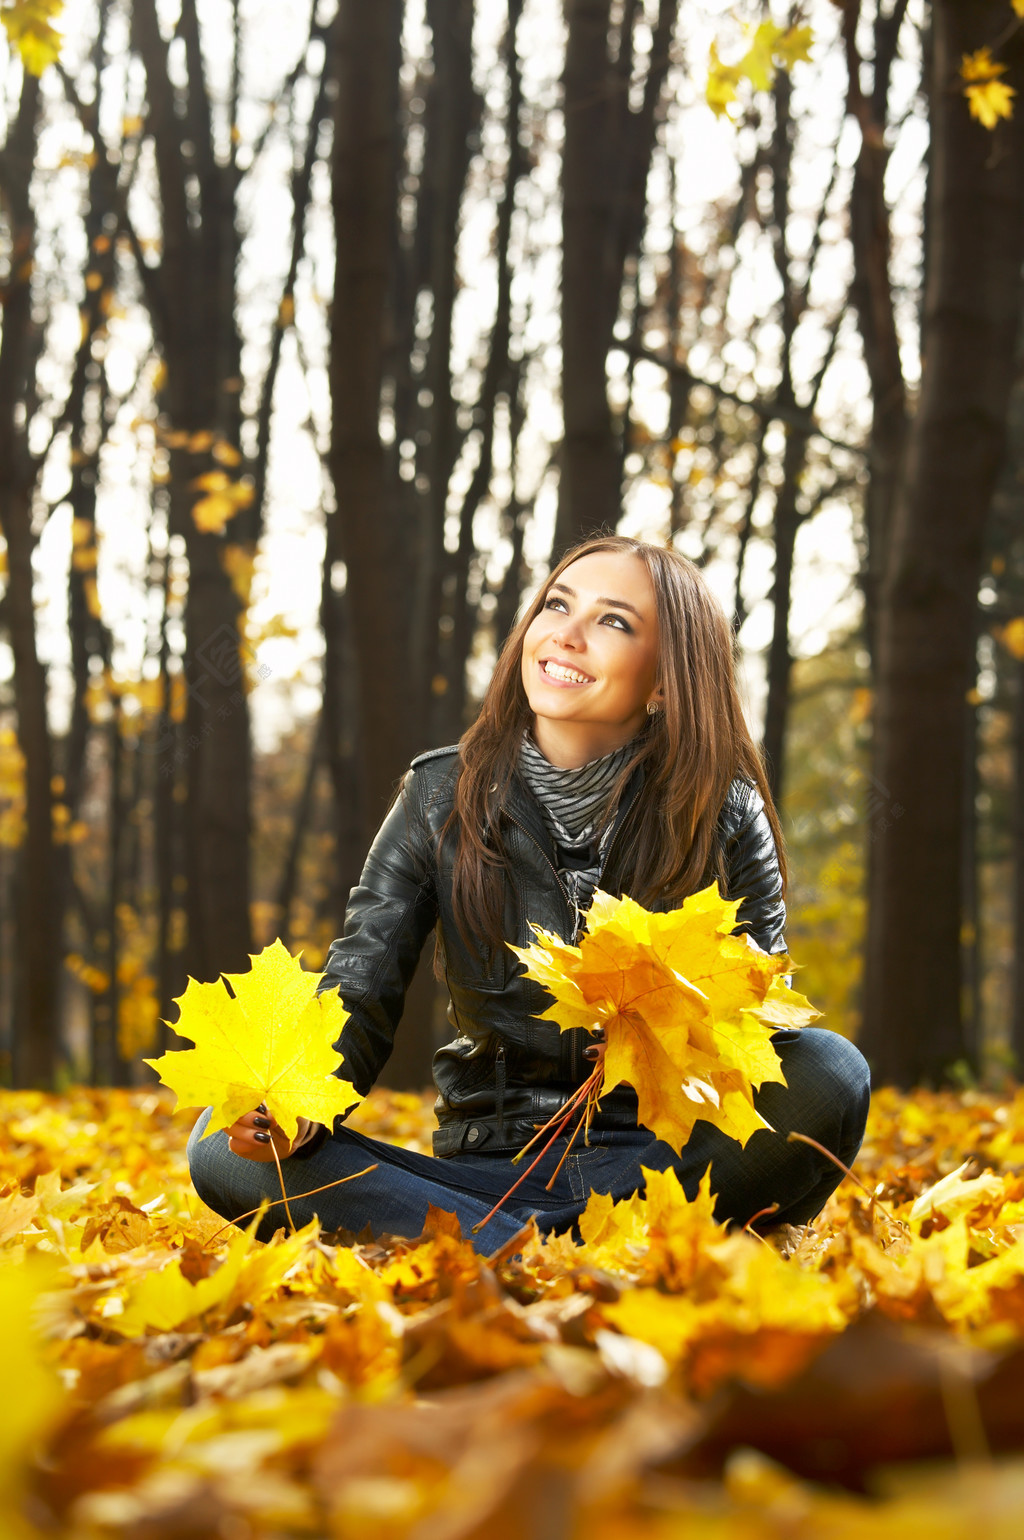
[414,0,477,715]
[433,0,526,742]
[559,0,622,549]
[761,427,805,803]
[0,72,60,1087]
[132,0,253,982]
[840,0,911,651]
[557,0,677,554]
[329,0,418,848]
[861,1,1024,1085]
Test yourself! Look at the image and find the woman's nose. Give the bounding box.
[551,616,584,649]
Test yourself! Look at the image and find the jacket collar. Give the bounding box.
[500,759,645,869]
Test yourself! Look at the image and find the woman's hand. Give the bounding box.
[226,1106,313,1162]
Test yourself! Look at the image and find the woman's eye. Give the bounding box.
[544,596,568,613]
[602,613,631,632]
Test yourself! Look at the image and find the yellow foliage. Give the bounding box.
[212,439,242,467]
[966,76,1016,128]
[6,1087,1024,1532]
[706,21,813,118]
[0,1261,63,1533]
[4,1086,1024,1532]
[117,967,160,1060]
[0,727,25,848]
[0,0,64,75]
[962,47,1016,128]
[998,615,1024,659]
[190,472,255,534]
[147,938,361,1142]
[64,952,110,994]
[512,885,820,1153]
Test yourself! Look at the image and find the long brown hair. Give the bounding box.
[445,535,786,951]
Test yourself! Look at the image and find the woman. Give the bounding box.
[189,536,870,1250]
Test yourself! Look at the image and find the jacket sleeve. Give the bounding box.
[317,773,439,1098]
[720,781,787,955]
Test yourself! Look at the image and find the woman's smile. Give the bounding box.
[538,658,595,686]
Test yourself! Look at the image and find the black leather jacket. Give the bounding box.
[320,745,786,1157]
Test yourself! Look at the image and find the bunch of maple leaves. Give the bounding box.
[5,909,1024,1536]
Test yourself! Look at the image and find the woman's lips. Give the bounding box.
[538,658,594,686]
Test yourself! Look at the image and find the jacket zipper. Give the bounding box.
[503,809,575,935]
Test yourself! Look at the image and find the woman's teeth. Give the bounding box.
[543,661,590,683]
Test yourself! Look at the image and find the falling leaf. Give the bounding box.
[512,885,821,1153]
[146,938,360,1141]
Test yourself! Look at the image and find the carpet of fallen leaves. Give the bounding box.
[5,1084,1024,1538]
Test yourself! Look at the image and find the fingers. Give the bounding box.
[226,1108,303,1162]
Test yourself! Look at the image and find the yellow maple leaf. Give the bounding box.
[774,24,813,71]
[705,40,741,117]
[966,77,1016,129]
[112,1223,254,1336]
[961,47,1004,83]
[512,884,821,1154]
[145,938,360,1142]
[1,0,64,75]
[707,22,813,117]
[740,20,785,92]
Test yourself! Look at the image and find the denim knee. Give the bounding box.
[782,1027,871,1161]
[185,1108,225,1211]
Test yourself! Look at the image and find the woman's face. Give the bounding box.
[520,550,662,766]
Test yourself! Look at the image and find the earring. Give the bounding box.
[646,701,660,716]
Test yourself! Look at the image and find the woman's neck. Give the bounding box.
[528,717,637,769]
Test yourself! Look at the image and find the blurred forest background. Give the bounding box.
[2,0,1024,1093]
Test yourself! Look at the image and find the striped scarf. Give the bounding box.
[518,733,635,926]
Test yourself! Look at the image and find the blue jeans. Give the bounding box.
[187,1028,870,1254]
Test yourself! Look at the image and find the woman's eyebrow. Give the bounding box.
[549,581,644,620]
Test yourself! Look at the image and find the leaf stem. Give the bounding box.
[471,1067,603,1233]
[202,1163,378,1248]
[787,1130,906,1230]
[268,1135,296,1232]
[511,1073,596,1166]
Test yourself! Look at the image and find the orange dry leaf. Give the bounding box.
[512,884,821,1153]
[146,938,360,1142]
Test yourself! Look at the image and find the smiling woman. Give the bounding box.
[188,535,870,1252]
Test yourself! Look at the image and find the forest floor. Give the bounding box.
[4,1082,1024,1538]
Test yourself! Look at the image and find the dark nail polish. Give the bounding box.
[257,1103,268,1114]
[253,1116,271,1129]
[253,1130,271,1144]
